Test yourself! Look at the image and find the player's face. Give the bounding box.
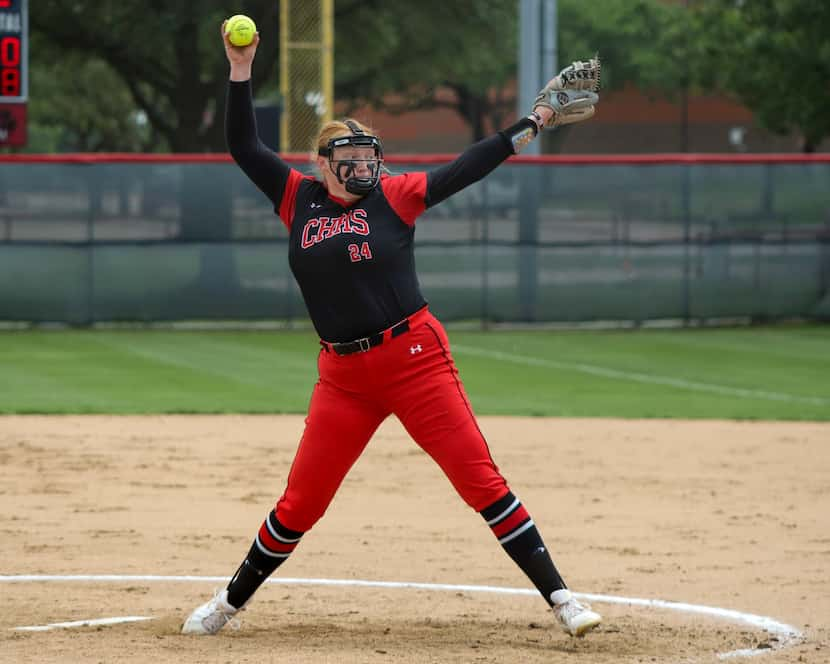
[331,145,379,178]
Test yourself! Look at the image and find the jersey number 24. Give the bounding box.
[348,242,373,262]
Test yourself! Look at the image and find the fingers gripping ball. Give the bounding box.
[225,14,257,47]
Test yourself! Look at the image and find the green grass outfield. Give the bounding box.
[1,325,828,420]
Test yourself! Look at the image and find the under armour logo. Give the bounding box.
[409,345,422,355]
[310,202,323,209]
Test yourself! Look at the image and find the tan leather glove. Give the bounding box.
[533,55,601,128]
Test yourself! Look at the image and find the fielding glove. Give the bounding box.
[533,55,601,128]
[534,89,599,128]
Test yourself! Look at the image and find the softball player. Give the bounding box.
[183,23,602,639]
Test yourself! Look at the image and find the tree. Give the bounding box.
[558,0,693,96]
[692,0,830,152]
[333,1,519,141]
[333,0,689,142]
[31,1,280,153]
[26,37,157,153]
[28,1,697,152]
[337,0,693,143]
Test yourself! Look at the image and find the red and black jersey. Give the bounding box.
[226,80,528,342]
[281,170,428,342]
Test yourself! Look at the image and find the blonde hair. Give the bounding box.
[313,118,378,156]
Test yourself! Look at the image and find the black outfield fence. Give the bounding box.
[1,153,828,325]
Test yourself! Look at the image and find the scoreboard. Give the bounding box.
[0,0,26,146]
[0,0,26,101]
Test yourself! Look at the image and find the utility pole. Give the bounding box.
[516,0,557,320]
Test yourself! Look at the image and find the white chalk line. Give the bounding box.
[452,343,830,406]
[14,616,153,632]
[1,574,801,660]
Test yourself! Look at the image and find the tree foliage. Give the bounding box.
[333,0,695,141]
[559,0,692,96]
[29,1,519,149]
[692,0,830,152]
[333,1,518,140]
[25,0,695,152]
[26,32,154,152]
[26,0,827,153]
[30,0,279,152]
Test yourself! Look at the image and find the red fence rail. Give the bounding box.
[2,153,830,165]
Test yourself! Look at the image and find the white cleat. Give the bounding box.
[551,588,602,637]
[181,589,243,635]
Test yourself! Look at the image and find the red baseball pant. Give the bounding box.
[275,307,509,532]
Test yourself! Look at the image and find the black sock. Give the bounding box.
[226,510,303,609]
[481,491,565,607]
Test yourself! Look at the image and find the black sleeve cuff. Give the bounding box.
[498,117,539,154]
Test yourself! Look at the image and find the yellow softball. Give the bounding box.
[225,14,257,47]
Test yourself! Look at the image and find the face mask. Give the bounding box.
[318,121,384,195]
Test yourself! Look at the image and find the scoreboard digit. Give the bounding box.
[0,0,26,102]
[0,0,25,146]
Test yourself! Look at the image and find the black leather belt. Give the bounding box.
[323,318,411,356]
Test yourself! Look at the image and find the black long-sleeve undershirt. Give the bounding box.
[225,79,534,212]
[225,80,290,208]
[425,129,523,208]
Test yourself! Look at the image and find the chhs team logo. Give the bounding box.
[301,209,369,249]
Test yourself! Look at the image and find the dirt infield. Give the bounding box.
[1,415,828,663]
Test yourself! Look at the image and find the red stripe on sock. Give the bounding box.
[258,522,297,554]
[491,505,530,539]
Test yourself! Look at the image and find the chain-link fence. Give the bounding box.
[279,0,333,153]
